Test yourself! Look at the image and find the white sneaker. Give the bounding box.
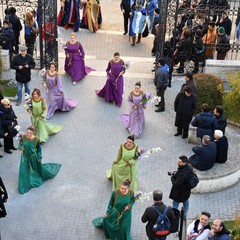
[72,81,76,86]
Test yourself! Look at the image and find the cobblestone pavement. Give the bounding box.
[0,1,239,239]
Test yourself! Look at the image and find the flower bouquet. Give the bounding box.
[56,37,67,50]
[23,93,32,114]
[134,191,152,203]
[115,61,131,89]
[16,131,25,141]
[135,147,161,159]
[39,68,46,77]
[140,92,154,105]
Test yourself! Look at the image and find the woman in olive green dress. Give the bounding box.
[18,126,62,194]
[28,88,63,143]
[93,179,135,240]
[106,135,139,191]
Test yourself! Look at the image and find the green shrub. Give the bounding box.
[0,80,17,97]
[222,73,240,124]
[193,73,224,113]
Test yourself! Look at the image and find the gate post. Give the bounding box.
[38,0,58,69]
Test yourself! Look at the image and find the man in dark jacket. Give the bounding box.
[213,105,227,134]
[181,71,197,95]
[214,130,228,164]
[120,0,131,35]
[191,103,218,141]
[142,190,175,240]
[174,86,196,139]
[216,27,231,60]
[10,45,35,106]
[154,58,169,112]
[169,155,192,219]
[216,11,232,37]
[209,218,231,240]
[8,7,22,54]
[189,135,217,171]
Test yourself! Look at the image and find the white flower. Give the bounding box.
[14,125,21,132]
[39,68,46,77]
[134,191,152,203]
[141,147,162,158]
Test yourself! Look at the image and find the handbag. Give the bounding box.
[7,119,18,137]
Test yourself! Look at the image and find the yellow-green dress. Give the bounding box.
[92,189,135,240]
[106,143,139,191]
[18,135,62,194]
[31,98,63,143]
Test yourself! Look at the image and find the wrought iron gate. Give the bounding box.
[157,0,240,72]
[0,0,58,69]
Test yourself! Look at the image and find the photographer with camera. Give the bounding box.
[169,155,192,220]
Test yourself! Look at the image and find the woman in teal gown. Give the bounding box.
[27,88,63,143]
[18,126,62,194]
[106,135,139,191]
[93,179,135,240]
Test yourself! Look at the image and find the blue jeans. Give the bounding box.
[148,14,154,30]
[17,82,30,101]
[172,200,189,219]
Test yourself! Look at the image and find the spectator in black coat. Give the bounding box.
[151,8,160,56]
[169,155,192,219]
[214,130,228,164]
[174,86,196,139]
[120,0,131,35]
[142,190,175,240]
[216,11,232,37]
[0,98,18,154]
[154,58,169,112]
[10,45,35,106]
[191,103,218,141]
[213,105,227,134]
[0,20,15,59]
[163,41,174,88]
[0,176,8,220]
[216,27,231,60]
[8,7,22,54]
[181,71,197,95]
[189,135,217,171]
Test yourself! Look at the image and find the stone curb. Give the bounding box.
[192,169,240,193]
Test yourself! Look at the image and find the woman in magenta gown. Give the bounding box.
[120,82,147,138]
[64,32,94,85]
[95,52,125,107]
[43,62,78,119]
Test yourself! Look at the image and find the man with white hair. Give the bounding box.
[214,130,228,164]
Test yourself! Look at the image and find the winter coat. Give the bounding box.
[181,79,197,95]
[10,53,35,83]
[192,35,204,55]
[189,142,217,171]
[191,112,218,141]
[174,92,196,129]
[169,164,192,202]
[202,28,217,57]
[8,13,22,37]
[154,65,169,89]
[215,114,227,134]
[0,27,15,50]
[215,136,228,164]
[216,17,232,36]
[216,34,231,53]
[177,36,191,56]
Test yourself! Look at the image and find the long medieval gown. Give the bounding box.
[95,59,124,107]
[64,41,94,82]
[31,98,63,143]
[43,71,78,119]
[106,143,139,191]
[120,91,146,138]
[18,134,62,194]
[80,0,102,33]
[92,189,135,240]
[57,0,81,32]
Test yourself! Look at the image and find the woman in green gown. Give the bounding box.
[28,88,63,143]
[106,135,139,191]
[93,179,135,240]
[18,126,62,194]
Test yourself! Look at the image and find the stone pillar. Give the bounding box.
[0,49,10,71]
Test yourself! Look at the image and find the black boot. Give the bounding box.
[136,34,141,44]
[131,36,136,46]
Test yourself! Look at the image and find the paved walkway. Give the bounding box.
[0,1,239,239]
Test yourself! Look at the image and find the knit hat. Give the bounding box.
[218,27,225,34]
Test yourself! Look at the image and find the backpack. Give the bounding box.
[152,206,171,236]
[186,171,199,189]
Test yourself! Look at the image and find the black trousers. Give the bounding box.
[123,13,129,33]
[4,137,14,152]
[157,87,167,110]
[25,34,36,56]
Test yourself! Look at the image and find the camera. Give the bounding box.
[168,171,176,176]
[168,172,172,176]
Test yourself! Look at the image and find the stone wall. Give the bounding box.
[204,60,240,90]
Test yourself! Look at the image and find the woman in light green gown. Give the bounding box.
[92,179,135,240]
[18,126,62,194]
[29,88,63,143]
[106,135,139,191]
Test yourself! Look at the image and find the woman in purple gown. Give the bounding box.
[43,62,78,119]
[64,32,94,85]
[120,82,147,138]
[95,52,125,107]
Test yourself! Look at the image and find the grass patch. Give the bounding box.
[0,80,17,97]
